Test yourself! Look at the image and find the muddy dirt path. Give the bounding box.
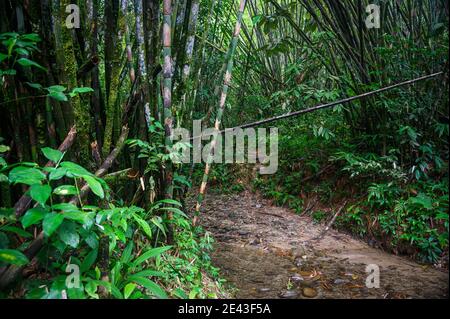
[187,190,448,299]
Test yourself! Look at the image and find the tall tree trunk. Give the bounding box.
[102,0,123,155]
[89,0,104,150]
[56,0,90,164]
[178,0,200,125]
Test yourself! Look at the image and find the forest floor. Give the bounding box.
[186,190,449,299]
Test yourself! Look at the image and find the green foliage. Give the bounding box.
[338,179,449,263]
[0,249,29,266]
[312,210,327,223]
[0,147,222,299]
[0,33,94,105]
[0,32,45,79]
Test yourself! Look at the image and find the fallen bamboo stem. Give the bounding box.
[190,72,444,141]
[306,201,348,244]
[69,126,130,205]
[13,126,77,218]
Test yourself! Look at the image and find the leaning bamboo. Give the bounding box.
[194,0,247,225]
[13,126,77,218]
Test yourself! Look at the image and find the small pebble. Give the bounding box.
[302,287,318,298]
[333,279,349,285]
[294,258,303,267]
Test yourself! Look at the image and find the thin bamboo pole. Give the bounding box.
[194,0,247,225]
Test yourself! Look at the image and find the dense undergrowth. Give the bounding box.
[0,145,225,299]
[252,127,449,265]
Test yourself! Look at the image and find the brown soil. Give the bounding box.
[187,190,449,299]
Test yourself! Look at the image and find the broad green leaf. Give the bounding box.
[17,58,47,71]
[110,285,123,299]
[58,221,79,248]
[53,185,78,196]
[155,199,182,207]
[21,33,41,42]
[43,213,64,236]
[0,145,10,153]
[132,246,172,267]
[124,283,136,299]
[158,207,188,218]
[410,194,433,210]
[173,288,189,299]
[82,175,104,199]
[60,161,92,177]
[85,233,99,249]
[0,69,16,76]
[62,211,89,224]
[151,217,166,236]
[46,85,66,92]
[85,280,99,299]
[67,287,86,299]
[22,207,47,228]
[1,226,33,238]
[9,166,45,185]
[132,214,152,239]
[81,248,98,272]
[69,87,94,97]
[29,184,52,205]
[120,242,134,264]
[25,82,43,90]
[41,147,63,163]
[48,91,68,102]
[4,36,17,57]
[0,249,29,266]
[52,203,79,212]
[49,167,67,180]
[129,277,167,299]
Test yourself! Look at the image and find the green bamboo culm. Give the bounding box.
[179,0,200,125]
[162,0,174,202]
[194,0,247,225]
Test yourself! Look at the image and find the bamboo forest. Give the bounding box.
[0,0,448,302]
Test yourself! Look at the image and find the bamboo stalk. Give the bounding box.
[162,0,174,202]
[194,0,247,225]
[190,71,444,141]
